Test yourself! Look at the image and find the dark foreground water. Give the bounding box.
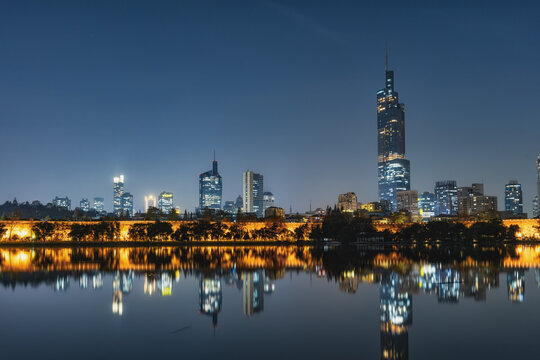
[0,245,539,359]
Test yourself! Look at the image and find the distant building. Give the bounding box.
[435,181,458,216]
[223,201,237,214]
[418,192,436,219]
[53,196,71,210]
[263,192,275,212]
[199,158,222,211]
[243,170,264,217]
[377,55,411,211]
[80,198,90,212]
[121,192,133,217]
[93,197,105,214]
[265,206,285,219]
[337,192,358,212]
[158,192,174,214]
[144,195,156,211]
[505,180,523,215]
[534,196,539,218]
[396,190,418,216]
[235,195,243,210]
[471,195,497,215]
[457,183,484,217]
[113,175,125,216]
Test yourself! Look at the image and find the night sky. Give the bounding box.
[1,0,539,214]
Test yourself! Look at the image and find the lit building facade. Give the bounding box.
[457,183,484,217]
[223,201,237,214]
[199,159,222,211]
[113,175,125,216]
[377,57,410,211]
[337,192,358,212]
[505,180,523,215]
[79,198,90,212]
[263,192,275,212]
[158,192,174,214]
[53,196,71,210]
[121,192,133,217]
[418,192,436,219]
[144,195,156,211]
[534,196,539,218]
[435,181,458,216]
[93,197,105,214]
[243,170,264,217]
[471,195,497,215]
[396,190,418,216]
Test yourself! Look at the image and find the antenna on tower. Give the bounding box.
[385,45,389,72]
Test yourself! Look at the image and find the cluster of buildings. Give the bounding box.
[337,56,538,221]
[47,59,539,221]
[197,158,278,218]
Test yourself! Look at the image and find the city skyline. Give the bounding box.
[1,1,539,214]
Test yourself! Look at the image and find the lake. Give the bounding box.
[0,245,539,359]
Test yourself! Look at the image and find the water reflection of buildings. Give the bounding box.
[507,270,525,303]
[380,273,412,360]
[112,271,133,316]
[199,276,222,328]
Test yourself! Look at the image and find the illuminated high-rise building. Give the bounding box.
[534,196,539,218]
[121,192,133,217]
[377,53,410,212]
[158,191,174,214]
[243,170,264,217]
[435,180,458,216]
[93,197,105,214]
[53,196,71,210]
[113,175,125,216]
[505,180,523,215]
[199,157,222,211]
[396,190,418,216]
[418,192,436,219]
[144,195,156,211]
[80,198,90,212]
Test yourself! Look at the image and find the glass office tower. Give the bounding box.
[377,56,410,211]
[199,159,222,211]
[504,180,523,215]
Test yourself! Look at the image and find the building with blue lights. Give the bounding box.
[377,55,410,211]
[199,158,222,211]
[504,180,523,215]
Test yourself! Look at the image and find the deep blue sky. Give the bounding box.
[1,0,539,213]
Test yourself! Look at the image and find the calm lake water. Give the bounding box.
[0,245,539,359]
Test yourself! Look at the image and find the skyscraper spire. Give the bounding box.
[385,47,388,72]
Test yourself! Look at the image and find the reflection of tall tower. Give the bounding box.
[242,271,265,316]
[112,271,133,316]
[507,270,525,303]
[199,276,222,328]
[380,273,412,360]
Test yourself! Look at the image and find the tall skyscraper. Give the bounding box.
[435,181,458,216]
[158,191,174,214]
[377,53,410,211]
[121,192,133,217]
[243,170,264,217]
[93,197,105,214]
[505,180,523,215]
[533,196,539,218]
[80,198,90,212]
[113,175,125,216]
[199,157,222,211]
